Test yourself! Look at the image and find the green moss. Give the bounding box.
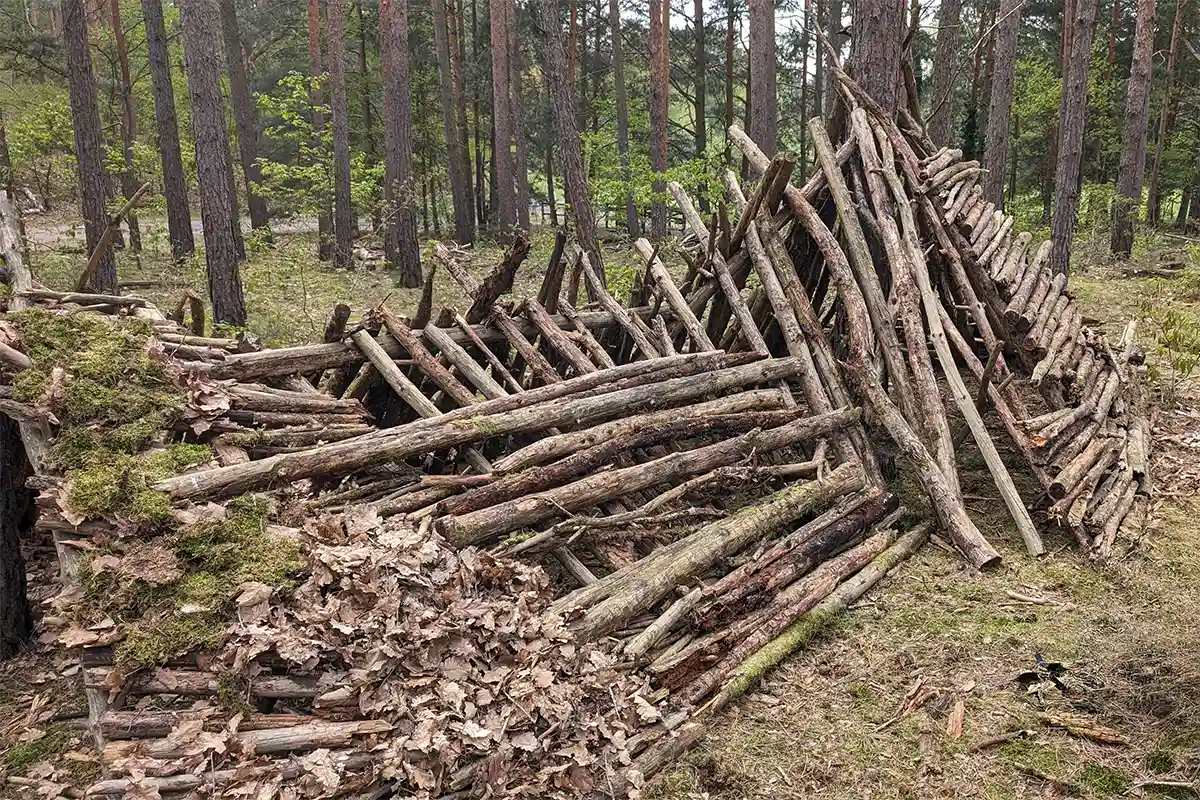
[1,724,74,771]
[79,496,303,672]
[1145,750,1175,774]
[1077,763,1131,797]
[10,308,181,454]
[217,671,254,716]
[64,443,211,524]
[113,615,227,671]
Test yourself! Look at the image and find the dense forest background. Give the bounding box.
[0,0,1197,324]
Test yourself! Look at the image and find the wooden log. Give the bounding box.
[802,118,1001,569]
[492,389,785,472]
[579,253,662,359]
[968,206,999,247]
[1050,435,1116,500]
[102,719,391,762]
[693,488,896,630]
[101,711,313,739]
[464,234,531,322]
[227,388,366,415]
[997,232,1033,286]
[422,323,508,399]
[490,305,563,385]
[1089,459,1133,528]
[623,588,702,660]
[436,409,798,518]
[679,528,896,704]
[557,297,617,368]
[1032,304,1080,383]
[377,307,478,406]
[946,181,981,223]
[763,153,798,213]
[523,297,596,374]
[634,237,716,352]
[562,461,867,641]
[156,353,792,500]
[726,157,784,255]
[978,215,1015,264]
[537,230,570,313]
[652,315,676,355]
[1127,416,1149,491]
[1048,436,1122,520]
[1004,241,1052,329]
[924,147,962,175]
[1091,368,1123,423]
[86,751,375,796]
[0,340,31,370]
[436,408,859,545]
[701,520,932,714]
[1092,481,1137,560]
[927,159,982,192]
[1024,274,1068,348]
[18,288,148,308]
[453,311,524,393]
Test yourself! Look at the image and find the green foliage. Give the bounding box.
[1139,289,1200,397]
[256,72,383,219]
[5,96,77,207]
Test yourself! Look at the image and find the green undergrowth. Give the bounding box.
[80,497,302,671]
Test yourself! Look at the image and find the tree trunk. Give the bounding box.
[219,0,270,232]
[356,0,377,219]
[610,0,638,236]
[1049,0,1100,276]
[108,0,142,251]
[0,414,31,661]
[433,0,474,244]
[545,139,558,226]
[62,0,116,292]
[307,0,333,259]
[849,0,905,116]
[490,0,518,237]
[748,0,777,156]
[982,0,1021,206]
[511,30,532,233]
[1110,0,1155,257]
[724,1,734,162]
[694,0,707,161]
[927,0,962,145]
[537,0,604,285]
[827,0,846,109]
[649,0,669,239]
[379,0,421,286]
[325,0,353,268]
[1146,0,1185,227]
[142,0,195,259]
[181,0,248,325]
[471,0,487,225]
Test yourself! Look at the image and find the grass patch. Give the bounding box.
[1,724,75,771]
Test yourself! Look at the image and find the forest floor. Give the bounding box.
[3,218,1200,799]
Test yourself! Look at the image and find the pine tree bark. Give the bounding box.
[142,0,195,259]
[849,0,905,116]
[1110,0,1155,257]
[610,0,639,236]
[472,0,488,225]
[307,0,333,259]
[927,0,962,145]
[827,0,846,109]
[181,0,248,324]
[490,0,518,237]
[62,0,116,292]
[432,0,474,244]
[379,0,421,286]
[649,0,669,239]
[748,0,777,156]
[449,0,476,229]
[694,0,707,161]
[537,0,604,285]
[327,0,354,267]
[510,27,532,233]
[982,0,1021,206]
[1048,0,1100,276]
[0,414,31,661]
[219,0,270,231]
[1146,0,1185,227]
[108,0,143,251]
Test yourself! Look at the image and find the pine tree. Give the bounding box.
[649,0,669,239]
[432,0,475,244]
[308,0,333,259]
[219,0,270,231]
[491,0,518,236]
[982,0,1022,206]
[142,0,195,259]
[61,0,116,292]
[109,0,143,250]
[1110,0,1156,257]
[1049,0,1100,275]
[379,0,421,286]
[327,0,354,267]
[181,0,248,324]
[849,0,905,115]
[610,0,638,235]
[927,0,963,145]
[748,0,777,155]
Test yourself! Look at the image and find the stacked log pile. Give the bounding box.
[0,67,1153,798]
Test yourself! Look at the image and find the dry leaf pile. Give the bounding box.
[132,508,665,799]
